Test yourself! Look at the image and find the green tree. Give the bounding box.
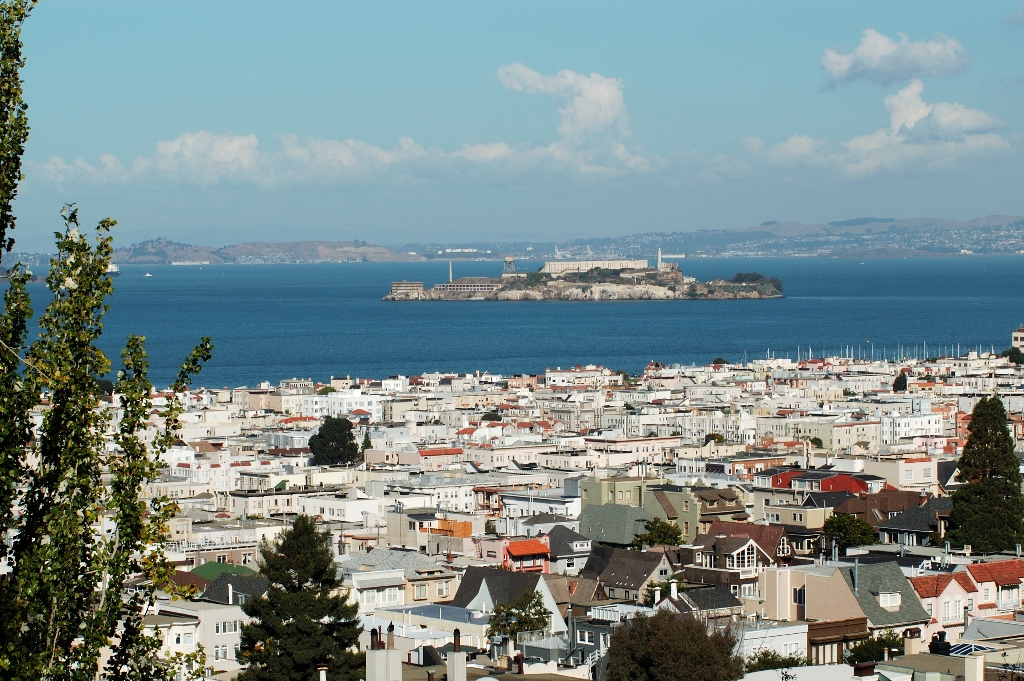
[486,590,550,639]
[0,208,213,680]
[0,0,30,258]
[704,433,725,445]
[239,515,362,681]
[947,396,1024,552]
[481,411,501,421]
[846,630,903,664]
[712,357,729,365]
[810,436,824,448]
[744,649,809,673]
[317,385,336,395]
[892,372,908,392]
[1002,347,1024,366]
[823,513,877,551]
[605,610,743,681]
[633,516,683,548]
[309,416,360,465]
[361,431,372,453]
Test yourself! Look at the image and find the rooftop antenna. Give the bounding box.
[448,261,453,283]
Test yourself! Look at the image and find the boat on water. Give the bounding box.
[144,272,152,277]
[106,263,121,277]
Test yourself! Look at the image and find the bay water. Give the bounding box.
[22,256,1024,388]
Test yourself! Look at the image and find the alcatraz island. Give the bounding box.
[384,251,784,301]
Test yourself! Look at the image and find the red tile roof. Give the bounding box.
[909,574,957,599]
[506,539,550,557]
[953,572,978,593]
[967,559,1024,587]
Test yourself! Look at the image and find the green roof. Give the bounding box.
[191,562,256,581]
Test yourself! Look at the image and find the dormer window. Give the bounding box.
[879,592,901,608]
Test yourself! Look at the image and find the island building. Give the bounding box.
[389,281,424,296]
[1013,324,1024,350]
[539,259,648,275]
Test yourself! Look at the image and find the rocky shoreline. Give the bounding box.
[385,278,783,301]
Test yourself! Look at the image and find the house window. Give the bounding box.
[363,590,377,605]
[408,521,416,531]
[415,584,428,600]
[924,468,932,478]
[792,586,805,605]
[577,630,595,644]
[437,581,450,597]
[566,558,575,568]
[984,588,991,601]
[926,603,932,616]
[879,592,902,607]
[618,491,624,500]
[905,470,913,480]
[385,587,400,603]
[608,588,615,598]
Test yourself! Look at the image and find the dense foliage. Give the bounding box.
[729,272,783,292]
[0,208,213,680]
[1002,347,1024,366]
[605,610,743,681]
[823,513,877,551]
[846,630,903,664]
[892,372,908,392]
[947,396,1024,552]
[487,590,550,639]
[633,516,683,548]
[239,515,362,681]
[744,648,809,673]
[0,0,30,256]
[309,416,360,465]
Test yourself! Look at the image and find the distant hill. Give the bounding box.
[110,238,425,264]
[401,214,1024,259]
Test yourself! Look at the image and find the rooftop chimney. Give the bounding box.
[670,580,678,599]
[228,583,234,605]
[654,587,661,604]
[853,558,859,594]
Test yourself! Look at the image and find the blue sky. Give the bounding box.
[11,1,1024,250]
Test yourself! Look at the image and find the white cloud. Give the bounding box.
[33,64,648,186]
[822,29,968,87]
[746,80,1008,177]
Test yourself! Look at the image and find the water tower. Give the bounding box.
[503,256,516,274]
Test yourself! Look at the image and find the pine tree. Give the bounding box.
[892,372,908,392]
[239,515,363,681]
[632,516,683,548]
[361,431,372,454]
[309,416,360,465]
[946,396,1024,552]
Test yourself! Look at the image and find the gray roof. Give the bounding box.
[450,566,541,609]
[338,547,456,581]
[596,549,668,591]
[878,497,952,534]
[201,573,270,605]
[545,525,591,559]
[838,561,930,628]
[577,504,652,546]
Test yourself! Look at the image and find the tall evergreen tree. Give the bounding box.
[309,416,360,465]
[946,396,1024,552]
[239,515,362,681]
[892,372,908,392]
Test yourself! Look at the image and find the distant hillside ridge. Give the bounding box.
[110,238,425,264]
[399,214,1024,259]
